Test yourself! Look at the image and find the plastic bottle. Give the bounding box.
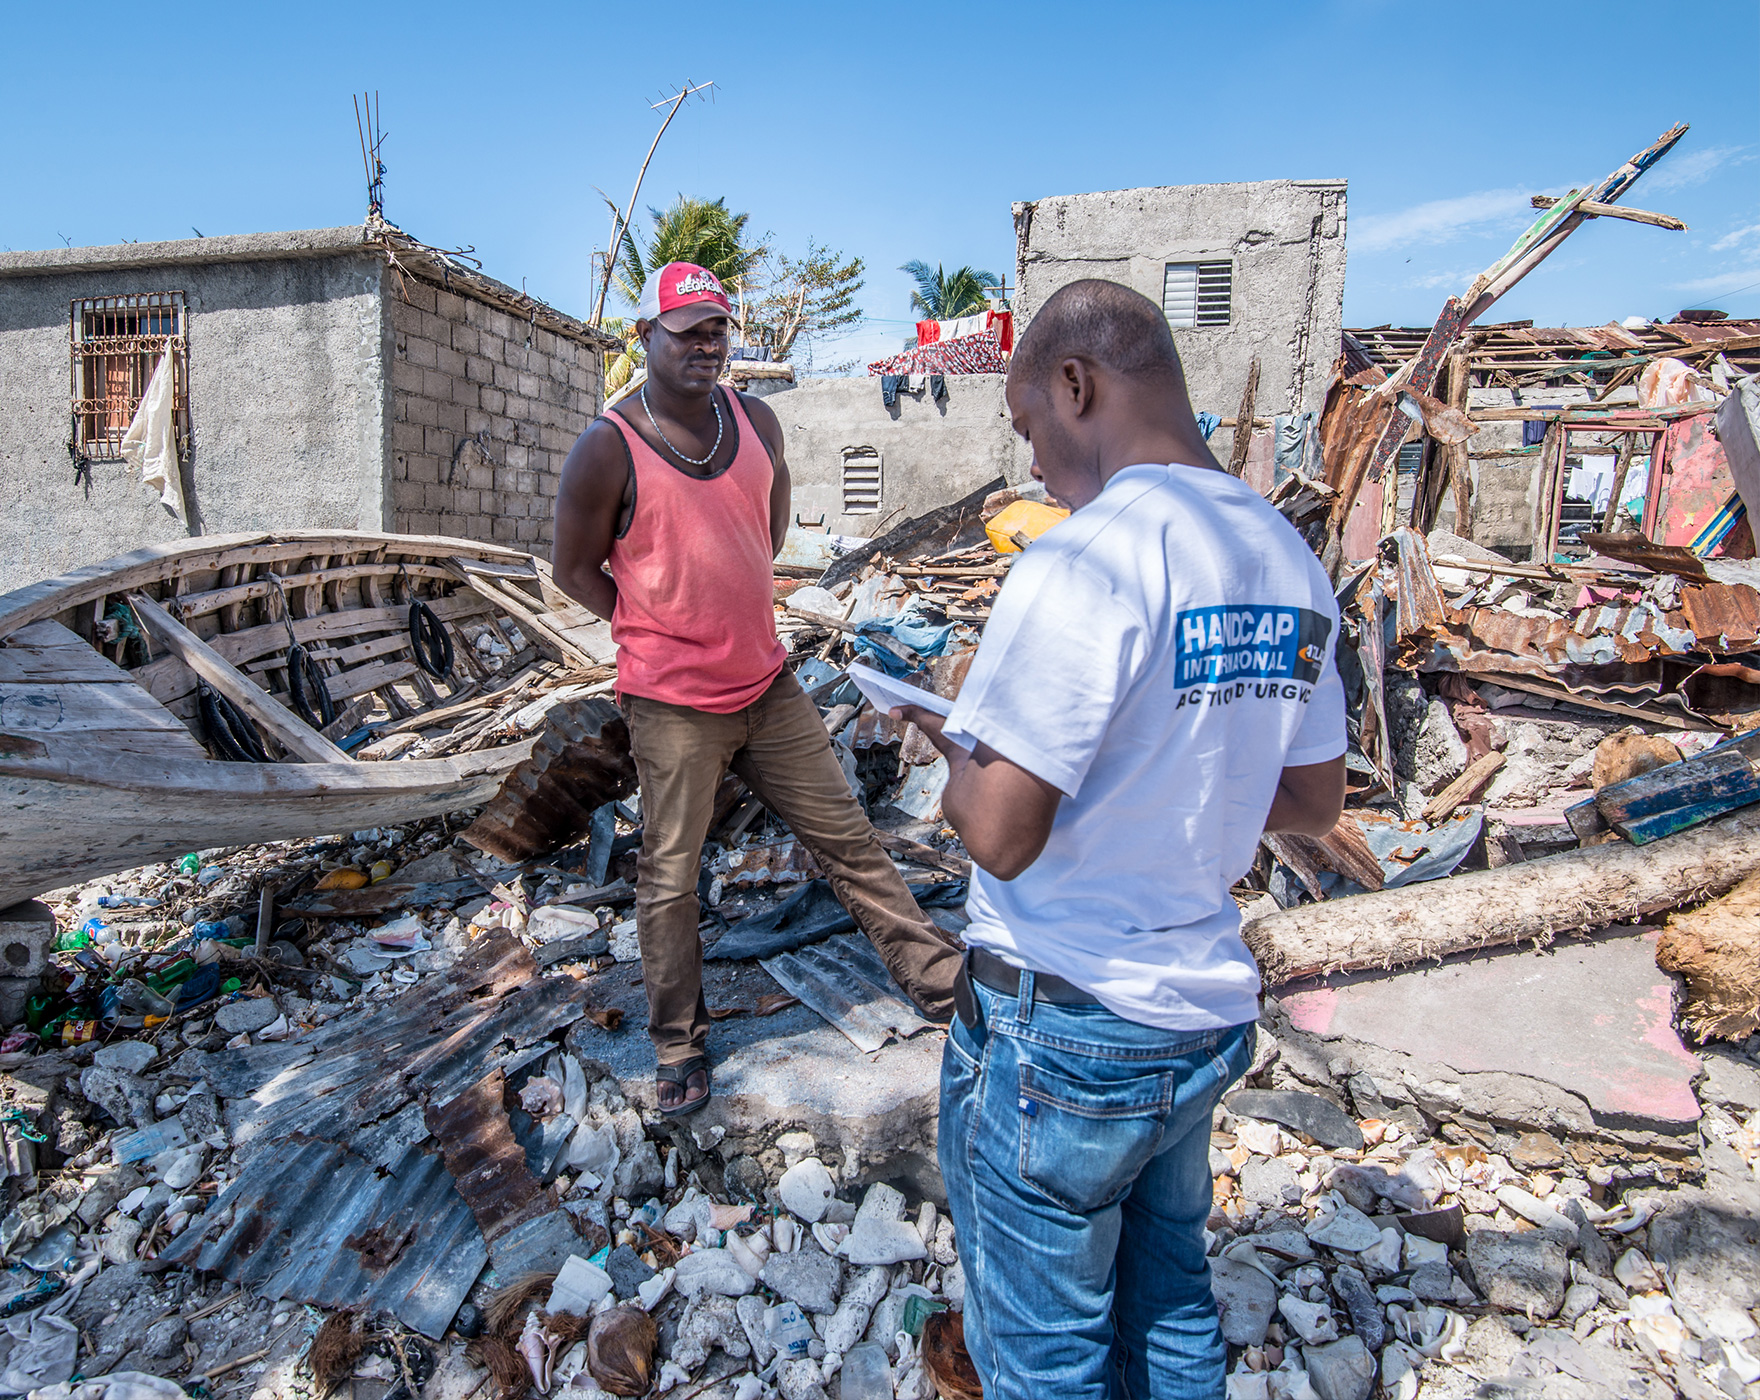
[53,925,92,953]
[111,980,175,1019]
[177,853,201,876]
[96,895,160,909]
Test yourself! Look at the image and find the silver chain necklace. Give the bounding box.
[641,385,723,468]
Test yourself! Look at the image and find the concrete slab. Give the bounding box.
[564,952,945,1197]
[1279,928,1701,1133]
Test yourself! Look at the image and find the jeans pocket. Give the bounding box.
[1017,1060,1172,1214]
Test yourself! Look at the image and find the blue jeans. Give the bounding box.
[938,974,1254,1400]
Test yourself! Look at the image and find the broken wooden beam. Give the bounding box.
[1228,356,1260,478]
[1531,194,1686,231]
[1424,751,1505,824]
[1568,729,1760,845]
[1244,805,1760,986]
[127,594,350,764]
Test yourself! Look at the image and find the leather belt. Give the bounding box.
[965,947,1101,1006]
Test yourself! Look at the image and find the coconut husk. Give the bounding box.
[586,1306,657,1398]
[484,1273,559,1340]
[1657,870,1760,1041]
[466,1334,532,1400]
[921,1310,982,1400]
[540,1310,593,1346]
[309,1309,367,1395]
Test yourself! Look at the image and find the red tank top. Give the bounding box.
[603,388,787,712]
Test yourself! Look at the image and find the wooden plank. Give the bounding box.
[1593,730,1760,844]
[1,681,196,734]
[0,620,138,684]
[126,594,351,765]
[1576,200,1687,231]
[172,563,456,621]
[1424,751,1506,823]
[330,660,420,702]
[1228,356,1260,478]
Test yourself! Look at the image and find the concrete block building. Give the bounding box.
[0,225,613,590]
[1013,178,1348,418]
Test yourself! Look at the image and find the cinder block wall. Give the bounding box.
[387,278,601,550]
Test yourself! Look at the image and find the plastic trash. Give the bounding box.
[19,1226,77,1274]
[176,854,201,876]
[0,1312,79,1394]
[764,1302,815,1361]
[95,896,159,910]
[101,980,175,1022]
[985,498,1069,554]
[315,868,369,891]
[839,1341,895,1400]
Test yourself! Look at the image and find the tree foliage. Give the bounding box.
[901,260,1002,321]
[612,196,767,305]
[735,242,866,370]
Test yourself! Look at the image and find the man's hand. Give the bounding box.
[893,705,1064,881]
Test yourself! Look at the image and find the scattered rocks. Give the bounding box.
[759,1248,842,1315]
[1228,1089,1365,1152]
[213,997,280,1035]
[675,1248,758,1299]
[1277,1294,1339,1345]
[1305,1199,1384,1252]
[1331,1266,1385,1351]
[1240,1157,1301,1208]
[603,1244,656,1300]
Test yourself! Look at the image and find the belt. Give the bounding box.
[965,947,1101,1006]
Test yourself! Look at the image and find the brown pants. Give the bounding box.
[623,671,961,1066]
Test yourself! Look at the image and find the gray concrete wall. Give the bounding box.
[746,374,1030,536]
[387,280,601,551]
[1013,179,1347,419]
[0,250,387,589]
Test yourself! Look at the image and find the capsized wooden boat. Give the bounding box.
[0,531,633,911]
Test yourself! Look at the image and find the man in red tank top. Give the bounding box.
[553,263,960,1115]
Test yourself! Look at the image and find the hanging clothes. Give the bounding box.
[881,375,904,408]
[121,349,185,522]
[1195,412,1220,441]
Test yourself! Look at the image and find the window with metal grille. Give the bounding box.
[1162,262,1233,329]
[841,447,882,514]
[70,292,189,460]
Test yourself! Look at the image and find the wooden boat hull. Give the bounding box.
[0,531,620,910]
[0,742,537,911]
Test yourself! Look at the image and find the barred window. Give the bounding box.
[70,292,188,460]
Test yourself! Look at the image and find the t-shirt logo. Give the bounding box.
[1174,606,1333,687]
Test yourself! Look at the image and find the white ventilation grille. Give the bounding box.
[1163,261,1233,329]
[842,447,882,514]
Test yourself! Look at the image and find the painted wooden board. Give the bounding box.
[1592,729,1760,844]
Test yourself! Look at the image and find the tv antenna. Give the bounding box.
[590,78,716,327]
[353,91,388,218]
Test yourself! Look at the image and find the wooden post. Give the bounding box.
[1228,357,1260,478]
[1445,349,1473,535]
[1601,431,1639,533]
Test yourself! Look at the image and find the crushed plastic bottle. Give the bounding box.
[52,925,91,953]
[839,1342,894,1400]
[96,895,160,909]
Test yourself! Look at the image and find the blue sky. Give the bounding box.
[4,0,1755,371]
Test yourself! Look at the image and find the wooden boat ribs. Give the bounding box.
[0,532,628,910]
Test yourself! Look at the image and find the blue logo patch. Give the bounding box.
[1174,606,1332,689]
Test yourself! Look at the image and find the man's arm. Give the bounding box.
[897,706,1063,880]
[1263,755,1347,837]
[551,421,632,621]
[740,392,792,557]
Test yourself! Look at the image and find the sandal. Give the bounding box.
[656,1056,712,1117]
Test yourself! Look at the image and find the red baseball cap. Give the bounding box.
[636,261,733,331]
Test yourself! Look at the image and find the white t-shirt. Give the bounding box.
[942,462,1346,1031]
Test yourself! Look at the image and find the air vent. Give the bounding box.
[842,447,882,514]
[1163,261,1233,329]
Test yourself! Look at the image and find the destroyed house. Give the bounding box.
[0,226,616,591]
[1336,315,1760,560]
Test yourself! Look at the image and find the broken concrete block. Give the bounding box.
[760,1247,842,1315]
[676,1248,758,1299]
[79,1067,156,1130]
[778,1158,837,1224]
[213,998,280,1036]
[1240,1157,1300,1208]
[0,902,54,982]
[1302,1334,1375,1400]
[817,1266,891,1354]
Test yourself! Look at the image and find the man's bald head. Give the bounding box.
[1010,279,1189,395]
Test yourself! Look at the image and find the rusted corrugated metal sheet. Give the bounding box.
[162,931,589,1335]
[1679,581,1760,651]
[462,697,637,861]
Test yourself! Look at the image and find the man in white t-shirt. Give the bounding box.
[896,279,1346,1399]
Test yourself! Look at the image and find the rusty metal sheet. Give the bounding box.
[423,1068,555,1244]
[161,931,588,1334]
[1678,581,1760,651]
[718,839,822,887]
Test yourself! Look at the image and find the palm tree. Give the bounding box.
[612,196,767,307]
[900,261,1002,321]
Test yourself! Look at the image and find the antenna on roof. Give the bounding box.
[590,78,717,328]
[353,91,388,219]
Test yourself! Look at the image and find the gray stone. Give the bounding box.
[0,903,54,981]
[723,1155,768,1204]
[1227,1089,1364,1152]
[760,1248,842,1316]
[670,1294,751,1373]
[1410,699,1469,793]
[604,1244,655,1300]
[93,1042,156,1075]
[1408,1260,1458,1301]
[1240,1157,1301,1208]
[839,1218,926,1267]
[1330,1266,1384,1351]
[778,1158,838,1224]
[1303,1335,1376,1400]
[1209,1257,1276,1347]
[1277,1295,1338,1345]
[1306,1202,1384,1253]
[1561,1199,1612,1277]
[79,1066,155,1129]
[675,1248,757,1299]
[76,1165,142,1228]
[213,998,279,1035]
[1248,1227,1315,1268]
[1466,1229,1569,1318]
[614,1139,664,1200]
[141,1316,187,1360]
[1561,1282,1599,1322]
[1699,1052,1760,1113]
[818,1266,891,1354]
[1208,1146,1232,1178]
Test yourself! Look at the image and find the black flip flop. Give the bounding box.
[656,1056,712,1117]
